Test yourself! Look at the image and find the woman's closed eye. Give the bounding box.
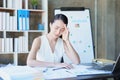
[60,28,65,32]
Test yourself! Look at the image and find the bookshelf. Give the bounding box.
[0,0,48,65]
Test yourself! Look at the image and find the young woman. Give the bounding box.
[27,14,80,69]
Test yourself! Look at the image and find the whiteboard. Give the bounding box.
[54,8,94,63]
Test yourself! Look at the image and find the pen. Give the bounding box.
[52,67,64,71]
[66,70,74,74]
[43,68,48,73]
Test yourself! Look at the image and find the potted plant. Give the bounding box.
[31,0,38,9]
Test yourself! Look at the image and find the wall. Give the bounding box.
[97,0,115,60]
[115,0,120,59]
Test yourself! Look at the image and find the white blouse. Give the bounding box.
[36,35,65,63]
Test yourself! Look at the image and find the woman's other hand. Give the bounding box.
[62,25,69,42]
[56,63,73,69]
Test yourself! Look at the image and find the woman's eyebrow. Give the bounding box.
[56,25,65,29]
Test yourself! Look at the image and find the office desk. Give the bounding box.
[0,72,120,80]
[53,73,120,80]
[0,64,120,80]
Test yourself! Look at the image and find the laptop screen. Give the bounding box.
[112,54,120,73]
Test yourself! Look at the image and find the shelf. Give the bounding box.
[29,9,45,13]
[0,7,45,13]
[0,30,4,32]
[17,52,29,54]
[0,52,15,54]
[5,30,45,32]
[0,7,15,12]
[5,30,25,32]
[27,30,45,32]
[0,0,48,65]
[0,52,29,54]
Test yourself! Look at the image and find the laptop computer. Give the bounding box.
[65,54,120,76]
[87,54,120,74]
[109,54,120,74]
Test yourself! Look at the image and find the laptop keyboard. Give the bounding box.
[87,63,114,71]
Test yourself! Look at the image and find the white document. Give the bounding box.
[0,64,43,80]
[43,68,76,79]
[67,64,111,75]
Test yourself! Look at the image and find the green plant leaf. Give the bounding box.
[31,0,38,6]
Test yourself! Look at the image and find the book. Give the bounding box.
[25,10,29,30]
[17,10,23,30]
[92,59,116,65]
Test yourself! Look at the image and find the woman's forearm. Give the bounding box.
[64,40,80,64]
[27,59,56,67]
[27,59,74,69]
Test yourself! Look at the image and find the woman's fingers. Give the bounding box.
[65,64,73,69]
[61,63,73,69]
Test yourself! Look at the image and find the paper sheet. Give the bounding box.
[0,64,44,80]
[43,68,76,79]
[67,64,111,75]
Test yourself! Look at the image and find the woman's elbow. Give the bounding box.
[74,59,80,64]
[26,59,32,66]
[74,56,81,64]
[26,60,30,66]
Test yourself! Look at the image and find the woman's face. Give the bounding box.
[50,20,66,38]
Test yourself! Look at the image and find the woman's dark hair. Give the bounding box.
[51,14,68,25]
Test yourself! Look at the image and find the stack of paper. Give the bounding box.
[92,59,115,65]
[0,64,44,80]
